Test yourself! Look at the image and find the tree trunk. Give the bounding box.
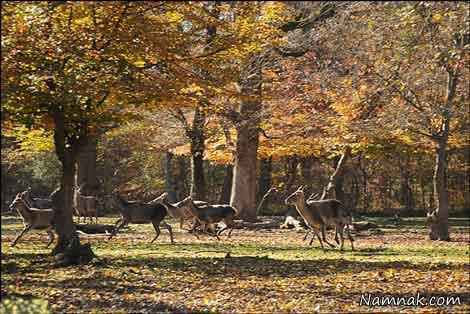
[284,156,299,193]
[230,56,262,222]
[300,156,314,186]
[51,111,94,266]
[164,151,177,203]
[176,155,189,200]
[463,148,470,211]
[231,120,260,221]
[190,106,206,201]
[399,153,414,212]
[219,164,233,204]
[428,139,450,241]
[359,155,369,211]
[284,156,299,217]
[76,135,99,196]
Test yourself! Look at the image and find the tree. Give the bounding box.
[269,2,468,239]
[334,3,467,240]
[1,2,208,263]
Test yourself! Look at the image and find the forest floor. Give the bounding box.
[1,216,469,313]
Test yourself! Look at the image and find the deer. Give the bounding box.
[7,192,55,247]
[108,192,174,244]
[285,186,354,250]
[156,194,209,230]
[187,197,237,240]
[305,191,340,245]
[73,185,98,224]
[21,187,52,209]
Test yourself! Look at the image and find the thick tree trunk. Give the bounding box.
[76,135,99,196]
[51,111,94,266]
[399,153,414,211]
[164,151,177,203]
[230,56,262,222]
[176,156,189,200]
[219,164,233,204]
[300,156,313,186]
[428,139,450,241]
[284,156,299,193]
[359,155,369,211]
[190,106,206,201]
[231,121,260,221]
[51,153,79,254]
[284,156,300,217]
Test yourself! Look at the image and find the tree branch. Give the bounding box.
[169,108,191,136]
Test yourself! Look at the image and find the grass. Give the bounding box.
[1,216,469,313]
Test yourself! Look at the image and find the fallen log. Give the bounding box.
[75,224,118,234]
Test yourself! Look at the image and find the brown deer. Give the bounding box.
[108,192,174,243]
[8,192,55,247]
[285,186,354,250]
[187,197,237,240]
[73,185,98,224]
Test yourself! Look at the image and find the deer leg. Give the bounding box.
[308,232,317,246]
[179,217,184,230]
[161,221,174,244]
[308,233,314,245]
[217,225,228,236]
[189,220,200,239]
[108,220,126,240]
[11,225,32,247]
[113,218,122,227]
[338,223,345,251]
[227,226,234,238]
[46,228,55,247]
[345,224,354,250]
[313,228,324,249]
[321,225,336,248]
[303,230,310,241]
[307,228,323,249]
[151,221,161,243]
[204,223,220,240]
[334,226,340,245]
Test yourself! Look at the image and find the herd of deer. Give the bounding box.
[6,185,355,251]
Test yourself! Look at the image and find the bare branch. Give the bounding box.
[169,108,191,136]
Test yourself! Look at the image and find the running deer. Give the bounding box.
[285,186,354,250]
[108,192,174,243]
[187,197,237,240]
[156,194,209,230]
[8,192,55,247]
[73,185,98,224]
